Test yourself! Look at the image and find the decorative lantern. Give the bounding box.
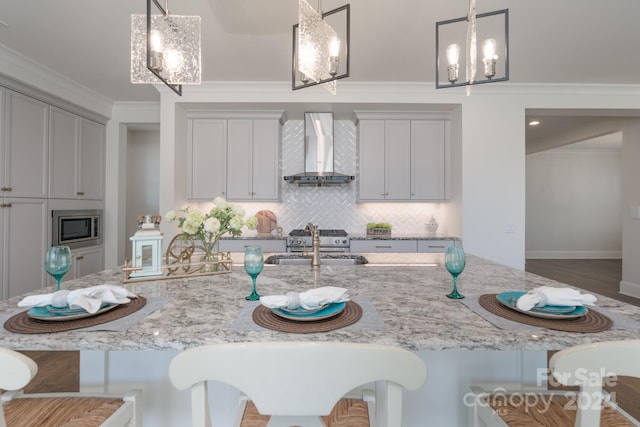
[129,214,163,277]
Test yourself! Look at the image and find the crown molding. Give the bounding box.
[0,43,113,119]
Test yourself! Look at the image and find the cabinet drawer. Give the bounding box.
[417,240,455,253]
[350,240,417,253]
[218,239,286,253]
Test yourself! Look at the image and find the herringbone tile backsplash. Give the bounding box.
[241,120,444,235]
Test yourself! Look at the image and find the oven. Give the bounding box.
[286,229,350,253]
[52,209,103,249]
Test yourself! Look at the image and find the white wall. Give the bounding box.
[526,144,622,259]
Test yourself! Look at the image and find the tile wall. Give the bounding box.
[235,119,447,236]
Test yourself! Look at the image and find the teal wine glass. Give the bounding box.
[244,246,264,301]
[45,245,72,291]
[445,245,465,299]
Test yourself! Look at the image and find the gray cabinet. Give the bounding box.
[0,198,48,299]
[1,89,49,199]
[68,246,104,281]
[187,112,284,202]
[351,238,456,254]
[355,112,450,201]
[49,106,105,200]
[218,239,286,253]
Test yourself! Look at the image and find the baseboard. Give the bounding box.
[620,281,640,299]
[525,250,622,259]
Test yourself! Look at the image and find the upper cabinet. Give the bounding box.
[1,89,49,199]
[187,111,284,202]
[355,112,450,202]
[49,106,105,200]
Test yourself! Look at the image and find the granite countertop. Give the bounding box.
[1,255,638,352]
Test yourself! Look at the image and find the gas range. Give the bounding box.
[286,229,350,252]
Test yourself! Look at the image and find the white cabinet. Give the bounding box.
[355,112,450,201]
[187,112,283,202]
[49,107,105,200]
[350,239,418,253]
[188,119,227,200]
[218,239,286,253]
[66,246,104,281]
[1,90,49,199]
[227,119,280,201]
[0,198,48,299]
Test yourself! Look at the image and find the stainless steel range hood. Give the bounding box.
[284,112,354,186]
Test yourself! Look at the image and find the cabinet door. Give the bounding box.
[384,120,411,200]
[69,246,104,280]
[1,198,48,299]
[188,119,227,200]
[78,119,105,200]
[226,119,253,200]
[49,107,79,199]
[358,120,386,200]
[3,90,48,198]
[251,120,280,201]
[411,120,446,200]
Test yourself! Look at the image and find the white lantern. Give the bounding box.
[129,215,163,277]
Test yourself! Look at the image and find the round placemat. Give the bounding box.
[253,301,362,333]
[479,294,612,333]
[3,296,147,334]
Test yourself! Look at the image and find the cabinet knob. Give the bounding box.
[76,191,85,196]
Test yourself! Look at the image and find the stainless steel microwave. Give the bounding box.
[52,210,102,249]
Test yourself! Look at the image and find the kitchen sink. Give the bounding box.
[264,254,368,266]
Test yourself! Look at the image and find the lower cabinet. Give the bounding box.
[0,198,48,299]
[66,246,104,282]
[350,240,418,253]
[350,239,456,254]
[218,239,286,253]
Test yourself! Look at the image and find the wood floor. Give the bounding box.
[525,258,640,306]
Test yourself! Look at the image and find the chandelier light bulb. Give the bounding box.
[328,36,341,76]
[482,38,497,79]
[164,49,184,77]
[446,43,460,83]
[149,29,164,72]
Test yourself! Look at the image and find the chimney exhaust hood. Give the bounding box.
[284,112,354,186]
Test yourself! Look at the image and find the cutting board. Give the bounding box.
[255,210,281,236]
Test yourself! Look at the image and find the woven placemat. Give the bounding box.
[479,294,612,333]
[3,296,147,334]
[252,301,362,333]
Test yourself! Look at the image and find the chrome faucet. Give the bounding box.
[303,222,321,268]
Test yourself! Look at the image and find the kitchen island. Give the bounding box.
[0,256,638,426]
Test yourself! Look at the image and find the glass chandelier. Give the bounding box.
[131,0,201,96]
[435,0,509,90]
[292,0,350,94]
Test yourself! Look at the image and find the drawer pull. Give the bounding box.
[1,187,12,192]
[76,191,85,196]
[1,203,12,208]
[76,256,84,260]
[428,245,445,248]
[375,245,392,249]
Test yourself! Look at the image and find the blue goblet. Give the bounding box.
[45,246,72,291]
[445,245,465,299]
[244,246,264,301]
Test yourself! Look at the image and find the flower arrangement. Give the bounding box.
[166,197,258,258]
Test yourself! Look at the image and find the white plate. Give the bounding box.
[277,304,328,315]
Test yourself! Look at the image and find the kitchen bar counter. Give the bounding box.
[1,255,638,352]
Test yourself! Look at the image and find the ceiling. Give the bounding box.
[1,0,640,151]
[1,0,640,104]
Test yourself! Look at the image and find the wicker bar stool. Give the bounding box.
[169,341,427,427]
[0,348,140,427]
[469,340,640,427]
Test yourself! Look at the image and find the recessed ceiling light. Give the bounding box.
[528,120,540,126]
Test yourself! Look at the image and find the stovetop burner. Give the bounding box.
[289,229,348,237]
